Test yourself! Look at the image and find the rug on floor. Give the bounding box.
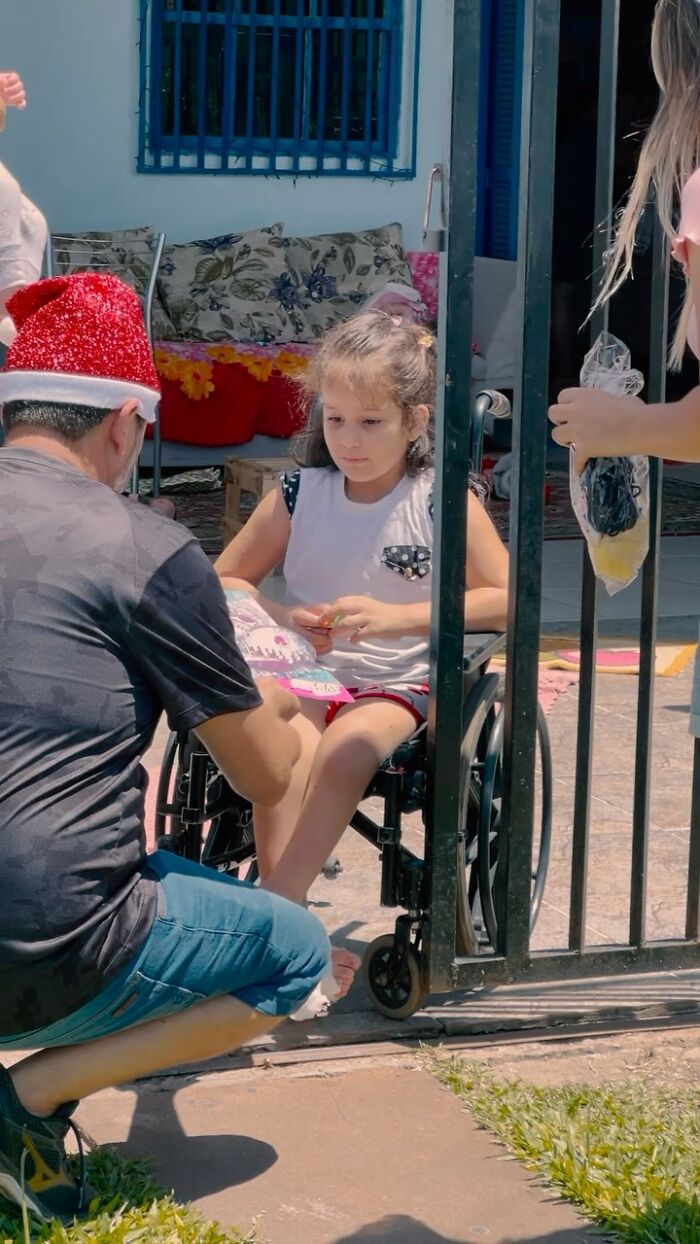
[537,641,696,678]
[171,472,700,553]
[174,486,226,555]
[487,471,700,541]
[493,638,696,677]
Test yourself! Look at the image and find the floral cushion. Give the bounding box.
[50,225,176,339]
[278,222,415,341]
[157,225,306,344]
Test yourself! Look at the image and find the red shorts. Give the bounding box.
[325,683,430,727]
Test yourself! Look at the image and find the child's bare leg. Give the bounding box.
[253,698,327,879]
[264,699,418,906]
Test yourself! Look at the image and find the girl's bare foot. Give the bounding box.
[331,946,361,998]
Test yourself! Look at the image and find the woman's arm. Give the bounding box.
[550,239,700,468]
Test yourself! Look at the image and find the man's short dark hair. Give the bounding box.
[2,400,112,443]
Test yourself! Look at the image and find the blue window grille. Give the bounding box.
[138,0,421,178]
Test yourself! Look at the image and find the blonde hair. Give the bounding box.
[295,311,436,476]
[596,0,700,368]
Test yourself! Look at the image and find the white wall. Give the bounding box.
[0,0,451,249]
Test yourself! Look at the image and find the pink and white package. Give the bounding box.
[225,589,353,704]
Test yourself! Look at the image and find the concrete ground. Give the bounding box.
[68,1016,700,1244]
[75,1055,600,1244]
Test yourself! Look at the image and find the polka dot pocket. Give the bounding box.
[381,544,432,581]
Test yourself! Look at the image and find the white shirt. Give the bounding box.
[283,466,434,689]
[0,161,47,345]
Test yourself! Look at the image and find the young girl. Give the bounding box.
[215,311,509,909]
[549,0,700,469]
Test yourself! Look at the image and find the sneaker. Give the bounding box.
[0,1065,96,1223]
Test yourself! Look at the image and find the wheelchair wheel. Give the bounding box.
[363,934,428,1020]
[455,675,552,955]
[155,731,257,876]
[155,731,207,860]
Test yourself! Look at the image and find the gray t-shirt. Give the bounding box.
[0,448,260,1038]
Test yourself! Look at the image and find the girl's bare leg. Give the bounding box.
[264,699,417,906]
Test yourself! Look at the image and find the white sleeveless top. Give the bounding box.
[282,466,434,689]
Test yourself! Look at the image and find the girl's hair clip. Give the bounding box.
[418,333,434,348]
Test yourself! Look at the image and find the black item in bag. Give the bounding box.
[580,456,641,538]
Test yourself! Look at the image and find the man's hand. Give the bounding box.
[323,596,404,644]
[254,675,300,723]
[286,603,334,656]
[548,388,645,474]
[0,73,27,110]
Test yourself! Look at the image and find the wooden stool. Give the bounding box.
[222,455,295,548]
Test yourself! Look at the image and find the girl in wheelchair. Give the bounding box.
[215,311,508,917]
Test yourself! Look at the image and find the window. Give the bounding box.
[138,0,421,178]
[477,0,525,260]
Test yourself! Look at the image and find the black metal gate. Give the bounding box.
[425,0,700,994]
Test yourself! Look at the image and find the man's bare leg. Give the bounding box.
[9,996,283,1118]
[253,699,327,878]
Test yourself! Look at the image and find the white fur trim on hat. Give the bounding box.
[0,370,160,423]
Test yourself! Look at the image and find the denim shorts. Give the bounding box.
[0,850,331,1051]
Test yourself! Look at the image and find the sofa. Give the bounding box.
[51,223,517,464]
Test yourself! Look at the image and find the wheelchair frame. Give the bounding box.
[155,632,553,1019]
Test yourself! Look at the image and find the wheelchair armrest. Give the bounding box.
[463,632,506,674]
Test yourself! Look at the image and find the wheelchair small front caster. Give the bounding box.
[363,933,428,1019]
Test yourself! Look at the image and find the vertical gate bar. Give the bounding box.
[496,0,560,967]
[173,0,184,170]
[339,0,352,170]
[317,0,329,171]
[269,0,281,172]
[220,0,235,170]
[292,0,304,172]
[424,0,481,992]
[197,0,210,171]
[569,0,619,951]
[138,0,150,169]
[363,0,377,170]
[245,0,258,172]
[687,739,700,940]
[629,217,668,946]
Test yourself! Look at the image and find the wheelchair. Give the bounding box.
[155,634,552,1019]
[154,391,553,1019]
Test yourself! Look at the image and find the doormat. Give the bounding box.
[538,642,696,678]
[487,471,700,541]
[174,486,226,555]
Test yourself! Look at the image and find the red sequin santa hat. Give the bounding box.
[0,272,161,422]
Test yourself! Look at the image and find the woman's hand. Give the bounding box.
[286,603,335,657]
[0,73,27,110]
[323,596,404,643]
[549,388,645,473]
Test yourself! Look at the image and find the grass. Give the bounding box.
[432,1057,700,1244]
[0,1147,254,1244]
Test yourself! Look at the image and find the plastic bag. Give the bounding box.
[570,333,647,596]
[225,589,353,704]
